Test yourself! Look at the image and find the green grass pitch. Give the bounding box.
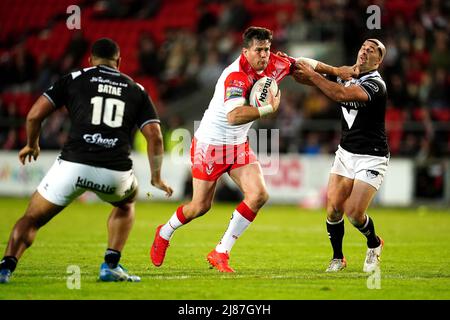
[0,197,449,300]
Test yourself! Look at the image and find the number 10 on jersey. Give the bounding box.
[91,96,125,128]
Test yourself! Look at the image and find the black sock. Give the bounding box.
[104,248,121,268]
[356,215,381,249]
[326,219,345,259]
[0,256,18,273]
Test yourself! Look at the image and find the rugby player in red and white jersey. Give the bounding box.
[150,26,357,272]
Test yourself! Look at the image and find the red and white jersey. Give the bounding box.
[194,53,295,145]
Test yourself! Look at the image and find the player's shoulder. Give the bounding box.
[58,66,95,83]
[71,65,98,78]
[224,71,251,89]
[223,57,243,76]
[98,66,145,92]
[225,70,248,81]
[224,57,250,86]
[58,66,103,85]
[117,72,142,91]
[359,71,386,94]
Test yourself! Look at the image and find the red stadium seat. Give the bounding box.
[0,0,83,42]
[134,76,160,103]
[385,107,405,155]
[411,108,431,121]
[0,93,36,117]
[431,109,450,122]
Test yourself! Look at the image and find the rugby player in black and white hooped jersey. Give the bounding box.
[0,38,173,284]
[294,39,388,273]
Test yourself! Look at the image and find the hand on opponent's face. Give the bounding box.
[336,64,359,81]
[292,61,316,82]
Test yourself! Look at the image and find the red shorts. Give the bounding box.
[190,138,258,181]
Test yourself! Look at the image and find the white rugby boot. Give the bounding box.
[363,237,384,273]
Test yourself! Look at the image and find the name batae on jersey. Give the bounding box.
[97,84,122,96]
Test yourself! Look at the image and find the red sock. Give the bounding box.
[236,201,256,222]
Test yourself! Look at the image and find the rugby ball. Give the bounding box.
[249,76,279,108]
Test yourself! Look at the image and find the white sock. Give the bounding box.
[160,212,184,240]
[215,210,251,254]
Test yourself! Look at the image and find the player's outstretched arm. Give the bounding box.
[295,62,368,103]
[312,60,359,81]
[141,122,173,197]
[18,95,55,165]
[276,51,358,83]
[227,90,281,125]
[295,57,358,81]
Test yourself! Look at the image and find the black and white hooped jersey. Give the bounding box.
[333,70,389,157]
[44,64,160,171]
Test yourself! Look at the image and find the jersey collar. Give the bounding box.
[98,64,119,73]
[357,69,378,79]
[239,54,264,78]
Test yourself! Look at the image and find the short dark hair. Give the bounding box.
[242,27,272,48]
[91,38,120,60]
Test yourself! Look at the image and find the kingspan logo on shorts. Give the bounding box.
[76,177,116,194]
[83,133,118,148]
[366,169,380,179]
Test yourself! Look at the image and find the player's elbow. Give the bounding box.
[150,130,163,146]
[26,112,38,123]
[151,133,163,147]
[334,93,346,102]
[26,108,43,124]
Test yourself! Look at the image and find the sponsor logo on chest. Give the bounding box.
[83,133,118,148]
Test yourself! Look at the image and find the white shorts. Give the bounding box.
[37,158,138,206]
[330,145,389,190]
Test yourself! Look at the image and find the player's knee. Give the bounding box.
[18,215,36,229]
[12,216,40,248]
[345,207,365,226]
[327,206,344,222]
[21,212,47,229]
[259,190,270,206]
[327,198,344,218]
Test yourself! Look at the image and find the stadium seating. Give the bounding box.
[2,0,308,77]
[1,92,36,118]
[0,0,83,42]
[385,107,405,155]
[134,76,160,103]
[0,0,448,156]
